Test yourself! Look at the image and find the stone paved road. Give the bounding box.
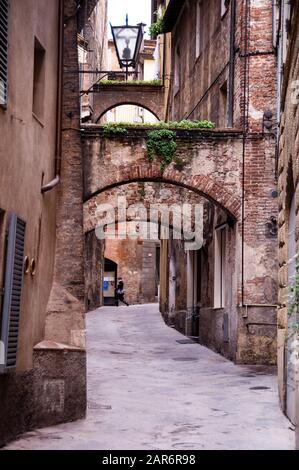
[5,304,294,450]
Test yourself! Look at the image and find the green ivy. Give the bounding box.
[99,79,162,86]
[102,123,128,136]
[100,120,215,131]
[167,119,215,130]
[149,17,165,38]
[146,129,177,172]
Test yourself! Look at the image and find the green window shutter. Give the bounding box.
[0,214,26,372]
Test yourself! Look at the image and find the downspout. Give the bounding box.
[41,0,64,193]
[228,0,236,128]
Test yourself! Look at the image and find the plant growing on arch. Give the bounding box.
[146,129,177,172]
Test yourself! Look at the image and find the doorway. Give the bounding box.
[103,258,117,306]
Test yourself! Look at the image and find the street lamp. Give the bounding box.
[110,15,145,81]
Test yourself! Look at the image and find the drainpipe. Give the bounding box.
[228,0,236,128]
[41,0,64,193]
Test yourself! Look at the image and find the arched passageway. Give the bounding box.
[80,119,278,364]
[82,126,244,220]
[83,178,237,357]
[97,103,160,124]
[92,83,165,122]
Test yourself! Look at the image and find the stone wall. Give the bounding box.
[277,3,299,432]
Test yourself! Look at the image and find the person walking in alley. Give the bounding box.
[115,278,129,306]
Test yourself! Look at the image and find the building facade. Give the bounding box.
[156,0,279,364]
[276,0,299,442]
[0,0,107,447]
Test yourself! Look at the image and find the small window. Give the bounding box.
[174,43,180,93]
[219,81,228,127]
[214,225,226,308]
[32,37,46,119]
[0,0,9,107]
[195,0,202,59]
[221,0,229,18]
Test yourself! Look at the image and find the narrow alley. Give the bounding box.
[5,304,293,450]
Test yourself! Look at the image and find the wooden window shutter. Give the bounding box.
[0,0,9,106]
[0,214,26,372]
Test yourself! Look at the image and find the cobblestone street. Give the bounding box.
[5,305,294,450]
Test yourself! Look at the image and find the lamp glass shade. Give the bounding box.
[111,24,144,68]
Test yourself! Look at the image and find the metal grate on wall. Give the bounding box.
[0,0,9,106]
[0,214,26,372]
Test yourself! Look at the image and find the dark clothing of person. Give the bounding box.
[115,280,129,306]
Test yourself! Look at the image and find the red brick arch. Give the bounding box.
[84,162,241,220]
[92,84,165,123]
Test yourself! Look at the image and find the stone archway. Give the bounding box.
[92,83,165,122]
[96,102,161,123]
[82,126,243,220]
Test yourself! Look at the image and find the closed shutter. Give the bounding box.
[0,214,26,372]
[0,0,9,106]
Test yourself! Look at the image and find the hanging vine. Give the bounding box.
[146,129,177,172]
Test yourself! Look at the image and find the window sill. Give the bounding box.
[32,112,45,127]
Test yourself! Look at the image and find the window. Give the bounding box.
[221,0,229,18]
[32,37,46,119]
[214,225,226,308]
[0,0,9,106]
[174,43,180,93]
[195,1,202,59]
[0,214,26,373]
[272,0,280,48]
[219,81,228,127]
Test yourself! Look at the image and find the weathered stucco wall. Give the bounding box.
[0,0,95,446]
[0,0,59,371]
[0,0,60,446]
